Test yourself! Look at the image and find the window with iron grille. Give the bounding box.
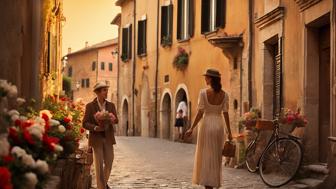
[161,4,173,45]
[177,0,194,41]
[109,63,113,71]
[201,0,226,34]
[101,62,105,70]
[138,19,147,56]
[86,78,90,88]
[121,24,132,61]
[92,61,96,71]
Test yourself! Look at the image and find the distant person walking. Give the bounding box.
[185,69,232,189]
[83,81,118,189]
[176,97,187,141]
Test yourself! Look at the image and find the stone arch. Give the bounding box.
[160,89,173,140]
[121,97,129,136]
[173,84,190,141]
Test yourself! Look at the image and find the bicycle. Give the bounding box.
[245,118,303,187]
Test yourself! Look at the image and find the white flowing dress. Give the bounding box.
[192,89,229,188]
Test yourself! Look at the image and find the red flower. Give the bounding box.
[14,119,21,126]
[8,128,19,144]
[20,120,33,130]
[2,155,13,164]
[43,134,60,152]
[63,117,71,124]
[287,115,295,124]
[80,128,85,134]
[0,167,13,189]
[23,130,35,145]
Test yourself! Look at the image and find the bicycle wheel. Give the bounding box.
[245,141,258,173]
[259,138,302,187]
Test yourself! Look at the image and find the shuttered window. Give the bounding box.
[137,19,147,55]
[273,39,283,117]
[109,63,113,71]
[86,78,90,88]
[92,61,96,71]
[177,0,194,40]
[81,79,85,88]
[121,24,132,61]
[201,0,226,34]
[161,4,173,45]
[101,62,105,70]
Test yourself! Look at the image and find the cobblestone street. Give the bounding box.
[91,137,296,189]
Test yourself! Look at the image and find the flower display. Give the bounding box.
[279,108,308,128]
[238,108,261,131]
[94,110,116,128]
[173,47,189,71]
[0,167,12,189]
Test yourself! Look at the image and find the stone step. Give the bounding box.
[295,178,324,189]
[303,164,329,175]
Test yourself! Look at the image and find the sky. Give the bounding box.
[62,0,121,56]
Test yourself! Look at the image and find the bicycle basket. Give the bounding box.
[255,120,274,130]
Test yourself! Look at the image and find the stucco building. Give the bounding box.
[0,0,64,101]
[65,39,118,105]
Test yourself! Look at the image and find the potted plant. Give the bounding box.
[173,47,189,71]
[238,107,261,131]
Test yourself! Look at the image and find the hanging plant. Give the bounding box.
[173,47,189,71]
[161,35,172,47]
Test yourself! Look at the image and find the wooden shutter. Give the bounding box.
[216,0,226,28]
[188,0,194,37]
[122,27,128,60]
[168,4,173,42]
[142,20,147,54]
[273,38,282,117]
[177,0,182,40]
[137,20,147,55]
[201,0,210,34]
[128,24,132,59]
[161,6,168,44]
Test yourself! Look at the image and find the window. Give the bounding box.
[81,79,85,88]
[109,63,113,71]
[121,24,132,61]
[101,62,105,70]
[86,78,90,88]
[201,0,226,34]
[68,66,72,77]
[177,0,194,41]
[161,4,173,45]
[92,61,96,71]
[138,18,147,56]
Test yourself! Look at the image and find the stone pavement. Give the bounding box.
[91,136,297,189]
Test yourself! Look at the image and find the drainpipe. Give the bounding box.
[132,0,136,136]
[154,0,160,137]
[248,0,254,108]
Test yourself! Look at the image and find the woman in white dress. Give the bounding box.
[185,68,233,189]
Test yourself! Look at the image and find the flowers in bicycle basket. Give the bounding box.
[279,108,308,128]
[238,108,261,130]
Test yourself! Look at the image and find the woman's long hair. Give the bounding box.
[210,76,222,93]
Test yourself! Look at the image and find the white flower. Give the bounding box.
[27,124,45,140]
[17,97,26,105]
[35,160,49,174]
[11,114,19,121]
[58,125,66,133]
[54,144,63,152]
[34,117,45,126]
[0,134,10,156]
[20,115,28,121]
[24,172,38,189]
[11,146,26,157]
[8,109,20,116]
[49,119,60,126]
[21,154,35,167]
[7,85,18,98]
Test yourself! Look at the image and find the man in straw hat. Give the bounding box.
[83,81,118,189]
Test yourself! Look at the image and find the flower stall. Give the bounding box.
[0,79,91,189]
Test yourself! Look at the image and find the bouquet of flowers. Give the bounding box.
[238,108,261,130]
[94,110,116,128]
[279,108,308,128]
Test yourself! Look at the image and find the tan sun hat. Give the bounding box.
[93,81,109,92]
[203,68,221,78]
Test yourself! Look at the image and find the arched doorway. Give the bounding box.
[141,75,150,137]
[175,88,189,141]
[122,100,129,136]
[161,93,172,139]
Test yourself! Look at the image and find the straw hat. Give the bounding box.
[93,81,109,92]
[203,68,221,78]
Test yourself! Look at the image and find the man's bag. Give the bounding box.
[222,141,236,157]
